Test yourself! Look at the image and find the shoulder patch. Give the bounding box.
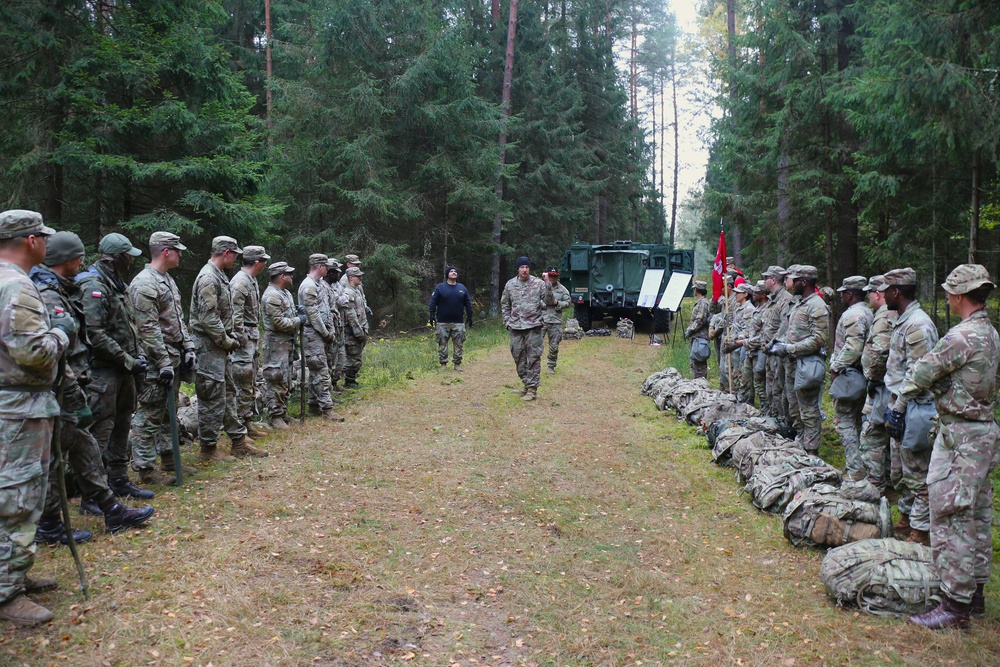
[91,291,103,298]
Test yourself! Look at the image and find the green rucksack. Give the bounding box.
[820,538,941,617]
[783,484,892,549]
[732,438,805,481]
[744,455,842,513]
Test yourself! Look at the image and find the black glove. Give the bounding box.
[428,318,436,327]
[866,379,881,399]
[885,408,906,440]
[182,348,197,371]
[74,406,94,429]
[49,311,75,337]
[158,367,175,386]
[465,315,473,328]
[298,313,308,325]
[132,354,149,377]
[770,342,789,358]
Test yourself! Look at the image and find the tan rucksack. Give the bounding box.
[783,484,892,548]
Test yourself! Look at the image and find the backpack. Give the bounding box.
[642,368,682,397]
[616,318,635,339]
[820,538,941,617]
[744,455,842,513]
[563,318,583,340]
[704,416,790,445]
[732,438,806,481]
[783,484,892,549]
[691,400,761,428]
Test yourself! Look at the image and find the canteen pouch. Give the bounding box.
[901,398,938,453]
[794,353,826,392]
[829,367,866,402]
[869,384,889,426]
[754,349,766,373]
[690,337,710,363]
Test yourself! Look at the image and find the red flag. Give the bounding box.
[712,232,726,302]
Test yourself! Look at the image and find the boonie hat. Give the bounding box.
[308,253,329,266]
[212,236,243,254]
[941,264,995,295]
[0,209,56,239]
[243,245,270,262]
[149,231,187,251]
[268,261,295,276]
[836,275,868,292]
[877,267,916,292]
[99,233,142,257]
[43,231,85,267]
[345,266,364,278]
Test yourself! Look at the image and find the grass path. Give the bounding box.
[5,334,999,666]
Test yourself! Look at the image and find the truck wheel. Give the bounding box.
[574,303,592,331]
[652,309,672,334]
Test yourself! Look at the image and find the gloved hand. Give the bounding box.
[465,316,473,329]
[885,408,906,440]
[49,311,75,337]
[74,405,94,429]
[182,348,197,371]
[867,379,881,399]
[365,306,373,318]
[296,304,307,317]
[428,318,436,327]
[158,366,175,386]
[298,313,308,325]
[770,342,789,358]
[132,354,149,377]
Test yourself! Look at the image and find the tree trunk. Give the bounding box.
[489,0,518,316]
[833,0,857,280]
[670,62,680,249]
[969,152,980,263]
[660,73,666,244]
[650,74,659,242]
[726,0,743,265]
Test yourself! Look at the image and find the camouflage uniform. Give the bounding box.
[230,257,265,424]
[686,293,710,379]
[190,248,246,449]
[298,265,335,410]
[779,292,803,429]
[784,276,830,454]
[829,292,874,479]
[500,270,552,392]
[541,280,571,371]
[885,297,939,532]
[896,267,999,606]
[748,288,768,409]
[859,299,896,490]
[338,271,369,386]
[0,217,69,607]
[261,268,301,421]
[763,284,792,419]
[723,294,755,403]
[325,262,345,385]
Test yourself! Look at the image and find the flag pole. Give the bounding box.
[720,218,734,392]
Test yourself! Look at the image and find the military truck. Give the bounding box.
[559,240,694,331]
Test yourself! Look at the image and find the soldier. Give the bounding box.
[777,264,803,432]
[298,254,339,419]
[230,245,270,440]
[749,282,769,409]
[76,233,152,500]
[772,265,829,455]
[856,275,897,495]
[31,232,154,544]
[261,262,304,429]
[338,266,368,390]
[761,266,791,419]
[881,267,938,545]
[128,232,197,483]
[541,266,570,374]
[323,258,345,391]
[684,281,710,379]
[191,237,263,460]
[905,265,999,630]
[428,265,473,372]
[500,256,553,402]
[829,276,874,482]
[0,210,69,625]
[340,254,363,291]
[723,283,755,403]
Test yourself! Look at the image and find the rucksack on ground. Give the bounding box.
[732,438,805,481]
[744,455,842,513]
[783,484,892,549]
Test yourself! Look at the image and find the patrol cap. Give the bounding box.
[762,265,787,279]
[877,267,916,292]
[820,286,835,301]
[941,264,995,295]
[545,265,559,276]
[863,275,885,292]
[788,265,818,280]
[326,258,342,271]
[0,209,56,239]
[345,266,364,278]
[343,254,361,265]
[43,231,85,266]
[755,280,767,293]
[308,253,329,266]
[726,256,735,265]
[836,275,868,292]
[693,280,707,291]
[734,283,753,294]
[99,232,142,257]
[212,236,243,254]
[784,264,801,278]
[149,231,187,251]
[268,261,295,277]
[243,245,270,262]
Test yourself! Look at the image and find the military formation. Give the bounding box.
[0,210,370,626]
[686,259,1000,630]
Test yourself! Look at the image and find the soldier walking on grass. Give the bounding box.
[428,265,473,372]
[541,266,570,375]
[230,245,270,441]
[501,256,553,402]
[856,275,896,496]
[684,281,710,379]
[261,263,303,429]
[901,265,999,630]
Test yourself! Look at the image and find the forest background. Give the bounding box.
[1,0,998,330]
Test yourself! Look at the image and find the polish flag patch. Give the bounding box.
[91,291,103,298]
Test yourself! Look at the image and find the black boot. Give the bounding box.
[34,517,93,546]
[909,594,971,630]
[971,584,986,617]
[79,498,102,516]
[108,476,155,500]
[98,496,155,534]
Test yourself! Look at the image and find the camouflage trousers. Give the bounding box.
[0,417,52,604]
[44,416,112,519]
[834,396,865,479]
[719,351,731,393]
[890,436,931,532]
[343,332,366,384]
[927,419,1000,604]
[88,366,136,479]
[194,337,246,448]
[783,357,800,432]
[231,339,258,422]
[736,349,753,405]
[858,401,890,490]
[795,384,822,454]
[509,326,543,389]
[543,323,562,369]
[689,338,707,379]
[753,353,767,411]
[262,334,294,419]
[326,337,340,385]
[130,354,181,470]
[303,330,333,411]
[765,355,786,420]
[436,322,467,366]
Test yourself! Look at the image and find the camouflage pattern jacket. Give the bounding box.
[501,275,553,330]
[77,260,141,372]
[747,302,766,352]
[774,292,800,346]
[686,296,710,340]
[261,284,300,342]
[885,301,939,410]
[784,292,829,358]
[129,265,192,371]
[723,300,755,353]
[897,310,999,421]
[0,261,70,418]
[541,282,571,325]
[829,302,874,373]
[325,279,344,338]
[298,275,332,341]
[230,269,262,346]
[338,283,368,339]
[861,304,897,383]
[30,265,89,413]
[190,261,239,351]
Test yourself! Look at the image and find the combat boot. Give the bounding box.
[160,452,197,477]
[320,409,345,422]
[270,416,289,430]
[99,496,155,534]
[245,421,269,439]
[0,595,53,625]
[510,386,526,396]
[907,528,931,546]
[231,436,269,458]
[34,518,93,546]
[971,584,986,617]
[108,476,155,500]
[344,379,360,389]
[521,387,537,402]
[893,512,911,536]
[909,594,971,631]
[547,366,555,375]
[137,466,174,486]
[79,498,103,516]
[439,363,448,371]
[331,380,344,393]
[24,576,58,593]
[453,363,463,373]
[199,446,235,463]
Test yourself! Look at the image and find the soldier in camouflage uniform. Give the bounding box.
[324,259,345,390]
[31,232,154,545]
[829,276,874,482]
[77,234,152,500]
[748,282,769,409]
[761,266,791,419]
[299,254,338,418]
[776,265,803,431]
[712,274,738,392]
[191,237,261,460]
[722,284,755,403]
[904,265,999,630]
[856,275,896,495]
[0,210,69,625]
[541,266,571,374]
[772,265,829,454]
[684,281,710,379]
[881,267,938,544]
[128,232,198,483]
[501,256,553,402]
[230,245,270,440]
[338,267,368,391]
[261,263,304,429]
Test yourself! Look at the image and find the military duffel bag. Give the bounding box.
[744,455,842,513]
[820,538,941,617]
[733,439,805,481]
[782,483,892,548]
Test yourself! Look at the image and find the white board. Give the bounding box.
[637,269,665,308]
[657,272,692,312]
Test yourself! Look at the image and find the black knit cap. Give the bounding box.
[445,265,458,278]
[516,256,531,268]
